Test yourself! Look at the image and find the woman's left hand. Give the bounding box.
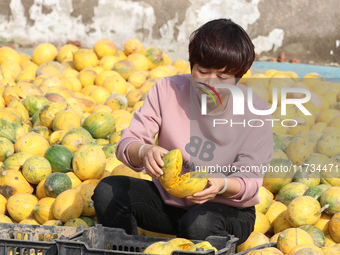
[186,173,225,204]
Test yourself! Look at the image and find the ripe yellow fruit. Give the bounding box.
[162,52,172,65]
[82,179,100,188]
[105,94,128,111]
[116,50,127,61]
[52,189,83,223]
[132,101,144,111]
[0,97,5,110]
[72,143,106,180]
[94,70,120,87]
[33,197,56,224]
[81,85,98,96]
[0,46,21,65]
[93,39,118,59]
[254,212,271,234]
[75,183,95,216]
[158,149,208,198]
[187,241,217,252]
[237,232,270,252]
[124,39,144,56]
[128,70,148,89]
[126,82,135,94]
[0,66,14,81]
[126,89,144,107]
[324,234,336,247]
[329,212,340,243]
[322,246,340,253]
[66,172,82,189]
[86,65,104,75]
[114,115,132,132]
[2,86,27,107]
[88,86,110,104]
[77,68,97,88]
[316,131,340,157]
[7,193,38,222]
[19,52,31,64]
[143,241,176,255]
[285,137,314,165]
[102,75,127,95]
[22,156,52,185]
[56,44,79,63]
[91,104,112,114]
[314,213,331,235]
[39,101,67,129]
[14,132,50,156]
[168,238,194,251]
[173,59,189,72]
[328,116,340,128]
[7,98,29,123]
[0,194,7,214]
[270,233,281,243]
[53,105,81,131]
[265,201,288,227]
[1,60,22,80]
[272,210,293,234]
[113,59,135,80]
[0,214,12,223]
[277,228,314,254]
[288,244,324,255]
[61,132,89,152]
[317,109,340,124]
[73,49,99,71]
[287,196,322,227]
[61,77,82,92]
[105,155,122,172]
[64,218,89,228]
[49,130,68,146]
[99,55,119,70]
[111,164,151,181]
[36,179,48,199]
[43,219,63,226]
[32,43,58,66]
[127,53,149,71]
[19,216,40,225]
[143,46,164,69]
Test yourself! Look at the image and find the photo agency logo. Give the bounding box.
[197,82,222,108]
[198,82,312,128]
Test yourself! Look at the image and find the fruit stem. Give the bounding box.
[317,204,329,214]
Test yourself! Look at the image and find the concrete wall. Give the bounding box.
[0,0,339,66]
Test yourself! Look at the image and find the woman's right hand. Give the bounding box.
[139,144,169,179]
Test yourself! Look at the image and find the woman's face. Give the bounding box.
[191,64,236,102]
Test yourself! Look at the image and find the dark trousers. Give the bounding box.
[92,176,255,245]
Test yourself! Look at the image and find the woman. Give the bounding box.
[92,18,273,245]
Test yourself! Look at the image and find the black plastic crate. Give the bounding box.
[235,243,277,255]
[0,222,80,255]
[56,224,239,255]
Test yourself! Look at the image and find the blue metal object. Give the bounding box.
[251,61,340,79]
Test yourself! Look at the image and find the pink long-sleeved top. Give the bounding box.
[116,74,273,209]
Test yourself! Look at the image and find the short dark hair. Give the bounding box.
[188,18,255,78]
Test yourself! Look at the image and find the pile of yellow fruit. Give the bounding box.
[237,69,340,254]
[0,39,190,231]
[0,37,340,255]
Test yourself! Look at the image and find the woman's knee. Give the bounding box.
[177,204,255,244]
[92,176,131,210]
[178,207,225,240]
